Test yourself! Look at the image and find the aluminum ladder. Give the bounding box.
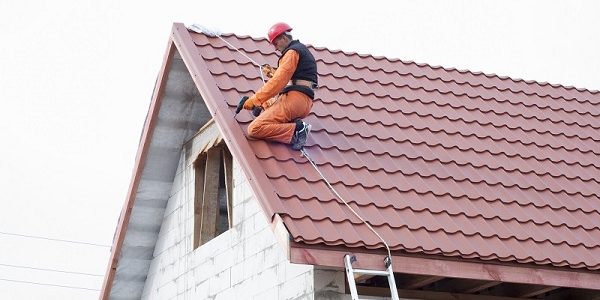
[344,254,399,300]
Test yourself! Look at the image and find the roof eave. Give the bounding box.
[290,245,600,290]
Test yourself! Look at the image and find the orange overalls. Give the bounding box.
[243,50,313,144]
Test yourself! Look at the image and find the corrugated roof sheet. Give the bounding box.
[190,30,600,271]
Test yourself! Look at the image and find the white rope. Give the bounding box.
[300,148,393,261]
[213,35,266,84]
[188,24,266,84]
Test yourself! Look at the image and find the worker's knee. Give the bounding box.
[247,122,261,138]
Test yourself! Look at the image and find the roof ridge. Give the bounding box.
[195,34,600,99]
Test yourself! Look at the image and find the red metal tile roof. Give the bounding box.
[188,27,600,271]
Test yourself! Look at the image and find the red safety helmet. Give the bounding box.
[267,22,293,44]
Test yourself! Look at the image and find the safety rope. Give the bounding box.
[300,148,393,262]
[213,35,266,84]
[190,23,394,267]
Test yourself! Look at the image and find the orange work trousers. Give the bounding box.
[247,90,313,144]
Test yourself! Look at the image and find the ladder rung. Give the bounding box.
[351,268,390,276]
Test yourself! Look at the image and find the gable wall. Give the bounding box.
[138,144,349,299]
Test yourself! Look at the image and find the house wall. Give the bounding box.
[139,146,353,299]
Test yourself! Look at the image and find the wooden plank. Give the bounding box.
[489,283,560,298]
[460,281,501,294]
[428,277,500,294]
[289,246,600,290]
[222,147,233,228]
[193,154,207,249]
[357,286,534,300]
[515,285,559,298]
[200,147,221,245]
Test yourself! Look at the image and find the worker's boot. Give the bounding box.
[291,119,311,150]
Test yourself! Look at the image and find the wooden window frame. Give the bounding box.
[193,145,233,249]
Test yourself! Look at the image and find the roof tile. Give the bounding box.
[190,30,600,270]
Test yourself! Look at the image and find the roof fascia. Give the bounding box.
[290,246,600,290]
[99,37,177,299]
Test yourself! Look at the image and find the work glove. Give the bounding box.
[235,96,249,115]
[243,96,256,110]
[261,64,275,79]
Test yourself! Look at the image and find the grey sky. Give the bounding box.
[1,0,598,299]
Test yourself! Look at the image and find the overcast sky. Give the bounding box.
[1,0,598,299]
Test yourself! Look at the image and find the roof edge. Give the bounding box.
[99,37,177,299]
[290,246,600,290]
[170,23,285,218]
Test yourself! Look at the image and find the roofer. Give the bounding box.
[240,22,318,150]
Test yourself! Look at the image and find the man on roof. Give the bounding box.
[241,22,318,150]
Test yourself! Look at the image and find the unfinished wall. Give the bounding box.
[139,146,353,299]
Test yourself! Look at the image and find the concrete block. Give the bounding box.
[243,252,265,278]
[241,213,256,238]
[232,202,245,226]
[193,258,215,285]
[193,277,211,300]
[245,233,265,258]
[230,262,245,286]
[231,241,245,265]
[252,286,278,300]
[263,244,282,269]
[156,279,177,299]
[209,268,231,296]
[253,210,270,232]
[257,266,278,287]
[279,271,310,300]
[214,287,235,300]
[244,199,260,220]
[164,188,184,217]
[286,262,312,281]
[213,245,235,274]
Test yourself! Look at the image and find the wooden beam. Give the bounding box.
[200,147,221,245]
[289,246,600,290]
[460,281,502,294]
[193,154,206,249]
[429,278,501,294]
[489,283,560,298]
[398,275,444,289]
[515,285,559,298]
[357,286,534,300]
[221,147,233,228]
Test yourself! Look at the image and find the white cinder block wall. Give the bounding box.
[140,149,353,300]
